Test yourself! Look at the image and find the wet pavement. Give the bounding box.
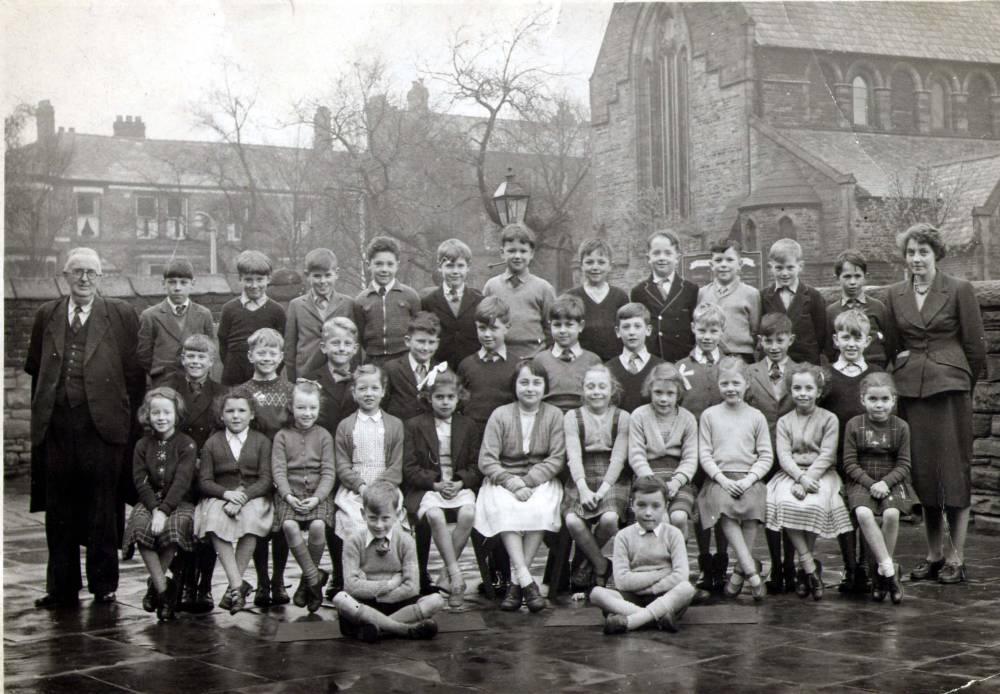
[5,473,1000,693]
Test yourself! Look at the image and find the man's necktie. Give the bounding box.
[378,286,387,297]
[508,275,522,289]
[373,537,390,556]
[71,306,83,333]
[704,351,715,365]
[769,362,782,383]
[558,351,574,363]
[175,304,187,317]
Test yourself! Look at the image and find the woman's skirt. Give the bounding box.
[474,478,563,537]
[766,468,853,538]
[417,488,477,520]
[123,501,195,552]
[562,451,629,519]
[898,391,973,509]
[334,486,409,540]
[272,494,335,531]
[697,472,766,529]
[194,497,273,542]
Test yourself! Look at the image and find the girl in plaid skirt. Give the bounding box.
[842,373,917,605]
[123,387,197,621]
[562,365,631,588]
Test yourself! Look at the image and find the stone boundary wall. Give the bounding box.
[5,278,1000,534]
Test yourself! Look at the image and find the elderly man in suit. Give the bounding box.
[26,247,144,608]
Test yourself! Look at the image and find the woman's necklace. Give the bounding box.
[913,283,931,295]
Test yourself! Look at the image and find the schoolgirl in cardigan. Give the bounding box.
[123,387,197,621]
[403,368,482,609]
[766,363,853,601]
[272,380,336,613]
[842,372,917,604]
[628,362,699,539]
[474,359,566,613]
[562,364,630,588]
[194,386,274,614]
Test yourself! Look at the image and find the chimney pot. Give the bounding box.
[68,127,75,133]
[36,99,56,140]
[116,115,123,122]
[58,127,65,133]
[126,116,133,123]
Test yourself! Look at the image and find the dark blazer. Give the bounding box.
[421,286,483,371]
[306,365,357,439]
[402,413,482,516]
[25,296,144,512]
[164,374,225,451]
[629,275,699,362]
[885,272,986,399]
[198,428,274,500]
[745,359,798,448]
[383,356,435,422]
[137,299,216,381]
[761,284,827,365]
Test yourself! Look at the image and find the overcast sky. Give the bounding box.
[2,0,612,145]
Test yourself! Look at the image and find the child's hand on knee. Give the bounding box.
[665,478,681,499]
[870,481,889,499]
[718,476,742,498]
[579,485,598,511]
[151,509,168,535]
[791,482,807,501]
[514,487,533,502]
[223,501,242,517]
[801,476,820,494]
[300,497,320,511]
[224,490,248,506]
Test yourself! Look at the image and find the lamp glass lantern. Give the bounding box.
[492,168,529,226]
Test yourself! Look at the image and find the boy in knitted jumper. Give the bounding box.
[532,294,602,412]
[590,476,696,634]
[604,303,664,413]
[333,481,444,642]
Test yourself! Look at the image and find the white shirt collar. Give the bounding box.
[833,356,867,374]
[68,299,94,321]
[227,428,248,443]
[712,278,740,296]
[409,353,432,375]
[435,417,452,431]
[619,349,651,370]
[693,348,721,365]
[443,283,464,299]
[638,523,663,537]
[358,410,383,423]
[766,357,788,372]
[653,273,675,286]
[365,527,394,545]
[240,293,267,310]
[841,292,868,306]
[478,346,507,362]
[552,344,583,359]
[371,279,395,294]
[776,281,799,294]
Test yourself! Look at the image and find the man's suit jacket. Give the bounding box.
[629,275,699,362]
[306,365,357,440]
[164,374,226,451]
[402,413,482,516]
[760,284,827,365]
[421,286,483,371]
[382,356,435,423]
[885,272,986,399]
[745,359,797,448]
[137,299,216,381]
[284,291,356,381]
[25,296,144,511]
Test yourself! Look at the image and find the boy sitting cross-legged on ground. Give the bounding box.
[333,481,445,642]
[590,475,696,635]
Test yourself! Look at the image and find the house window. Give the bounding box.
[779,216,797,240]
[226,222,240,243]
[930,81,947,131]
[852,76,870,127]
[136,195,158,239]
[76,193,100,238]
[165,195,187,240]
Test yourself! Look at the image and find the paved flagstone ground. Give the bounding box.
[5,474,1000,693]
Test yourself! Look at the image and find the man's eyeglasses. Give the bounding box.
[65,269,102,280]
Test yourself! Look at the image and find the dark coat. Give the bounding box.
[305,365,357,440]
[402,413,482,516]
[761,284,828,365]
[382,355,435,422]
[885,272,986,399]
[164,374,226,451]
[421,286,483,371]
[629,275,699,362]
[25,296,144,512]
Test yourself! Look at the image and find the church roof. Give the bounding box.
[933,153,1000,249]
[740,162,820,210]
[743,1,1000,63]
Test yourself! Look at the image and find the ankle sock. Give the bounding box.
[516,566,533,588]
[800,553,816,574]
[748,573,762,587]
[878,559,895,577]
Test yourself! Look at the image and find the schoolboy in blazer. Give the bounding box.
[422,238,484,371]
[760,239,827,365]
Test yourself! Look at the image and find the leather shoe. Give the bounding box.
[192,590,214,614]
[794,569,810,598]
[293,577,310,608]
[809,561,824,601]
[93,591,117,604]
[358,623,381,643]
[271,581,291,606]
[657,610,679,633]
[142,579,158,612]
[938,562,966,585]
[156,580,177,621]
[499,583,523,611]
[307,570,329,613]
[603,614,628,635]
[407,619,439,640]
[872,573,886,602]
[888,570,904,604]
[910,558,945,581]
[34,593,78,609]
[523,581,545,613]
[253,577,272,608]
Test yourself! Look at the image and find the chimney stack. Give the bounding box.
[113,114,146,138]
[406,80,429,112]
[36,100,55,140]
[313,106,332,150]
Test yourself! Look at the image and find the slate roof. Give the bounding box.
[743,1,1000,63]
[740,161,821,209]
[932,153,1000,248]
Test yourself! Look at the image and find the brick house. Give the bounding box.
[589,2,1000,286]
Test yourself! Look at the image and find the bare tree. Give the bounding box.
[4,103,75,276]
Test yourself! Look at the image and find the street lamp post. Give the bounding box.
[492,167,530,226]
[191,211,218,274]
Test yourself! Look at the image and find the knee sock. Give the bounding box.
[288,537,319,585]
[645,583,696,622]
[625,608,656,630]
[515,565,533,588]
[391,594,445,623]
[765,529,783,574]
[253,537,269,584]
[308,541,326,582]
[838,530,858,572]
[589,587,643,617]
[799,552,816,574]
[197,544,217,593]
[332,593,409,636]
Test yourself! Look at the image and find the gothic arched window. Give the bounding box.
[779,216,797,240]
[852,75,870,126]
[968,73,992,138]
[890,69,917,132]
[743,218,758,251]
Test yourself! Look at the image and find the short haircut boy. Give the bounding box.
[163,259,195,280]
[247,327,284,351]
[647,229,681,251]
[499,222,536,249]
[366,235,400,261]
[833,249,867,276]
[692,302,726,329]
[362,479,399,513]
[768,238,802,263]
[408,311,442,337]
[759,312,794,338]
[833,308,871,338]
[182,333,217,360]
[548,294,586,323]
[578,238,613,263]
[631,474,668,502]
[235,250,273,276]
[475,296,511,326]
[437,238,472,264]
[616,302,651,325]
[322,316,358,340]
[709,238,742,255]
[305,248,338,272]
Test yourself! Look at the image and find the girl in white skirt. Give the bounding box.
[766,363,853,601]
[698,357,774,602]
[475,359,566,613]
[403,369,481,609]
[194,386,274,614]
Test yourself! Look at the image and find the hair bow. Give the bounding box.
[417,362,449,391]
[677,364,694,391]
